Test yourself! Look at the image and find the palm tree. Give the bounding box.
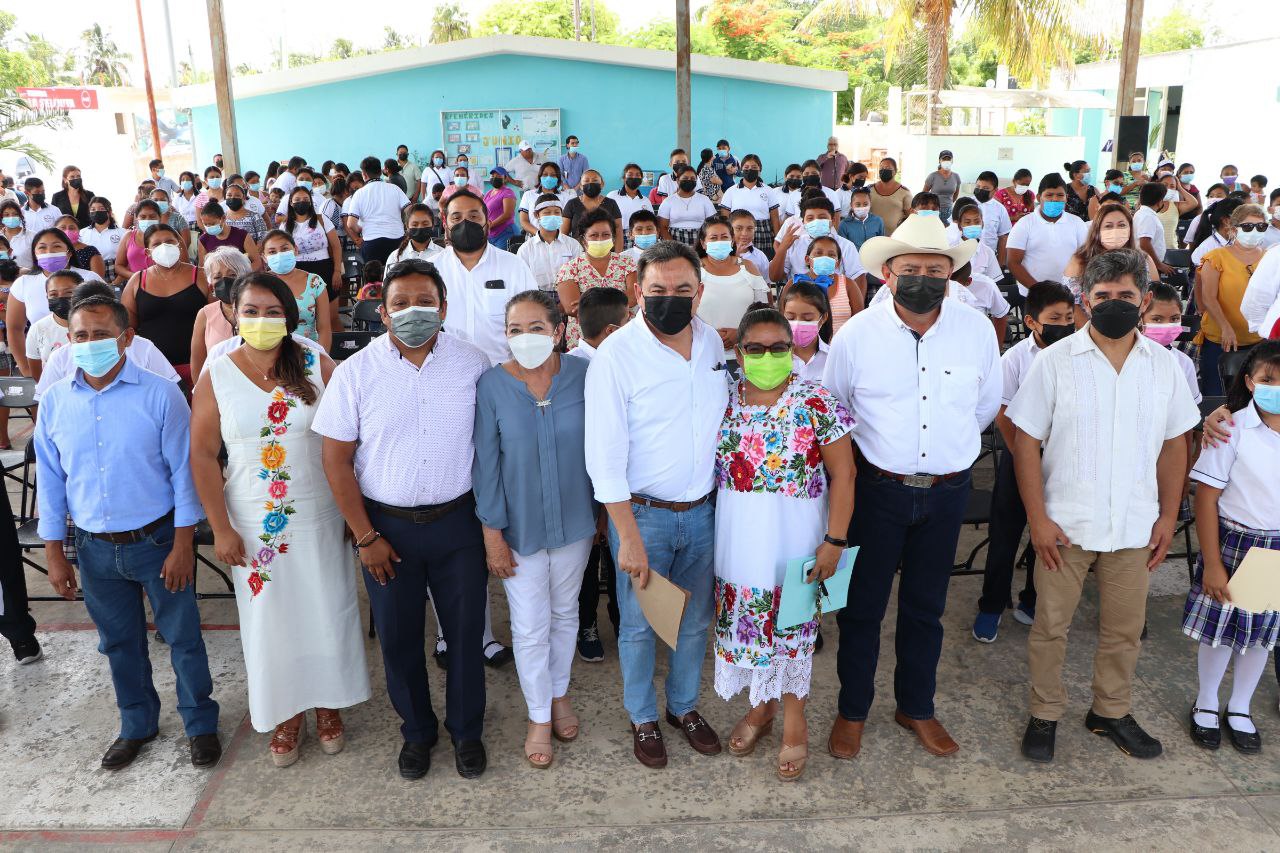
[0,88,70,170]
[79,24,131,87]
[431,2,472,43]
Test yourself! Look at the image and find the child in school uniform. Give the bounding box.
[972,281,1076,642]
[1184,340,1280,754]
[1141,282,1203,406]
[779,281,831,384]
[729,208,773,283]
[621,209,659,266]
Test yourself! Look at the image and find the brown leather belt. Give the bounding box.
[366,493,473,525]
[91,511,174,544]
[857,456,965,489]
[630,491,714,512]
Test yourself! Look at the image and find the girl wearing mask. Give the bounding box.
[869,157,912,233]
[1196,204,1268,396]
[517,163,575,236]
[455,153,480,192]
[719,154,782,255]
[484,168,520,249]
[995,168,1036,225]
[837,187,885,250]
[263,161,281,191]
[283,187,341,309]
[21,267,81,382]
[1062,202,1159,311]
[190,246,250,378]
[0,199,31,268]
[115,199,165,281]
[695,215,771,363]
[421,150,451,202]
[440,166,472,205]
[197,202,261,271]
[560,169,622,249]
[150,187,191,237]
[696,148,724,203]
[606,163,653,245]
[121,223,211,384]
[554,208,636,348]
[223,184,269,246]
[52,213,105,281]
[774,163,804,220]
[385,204,443,266]
[1063,160,1099,221]
[922,150,961,224]
[258,229,331,349]
[1099,169,1128,202]
[1190,197,1241,268]
[174,171,200,227]
[51,165,94,228]
[656,165,717,245]
[194,166,226,216]
[1122,151,1150,194]
[779,281,831,382]
[81,198,126,283]
[655,148,692,202]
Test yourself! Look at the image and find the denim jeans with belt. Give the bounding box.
[75,521,219,740]
[836,469,971,721]
[609,500,715,725]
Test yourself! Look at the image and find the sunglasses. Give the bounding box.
[741,343,793,356]
[1236,222,1269,233]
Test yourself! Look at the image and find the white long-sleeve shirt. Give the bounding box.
[431,244,538,365]
[1240,244,1280,334]
[584,316,728,504]
[823,298,1001,476]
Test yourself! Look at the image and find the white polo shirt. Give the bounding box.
[22,204,61,232]
[1191,403,1280,531]
[346,180,410,241]
[1007,210,1088,296]
[792,339,829,383]
[431,244,538,365]
[1132,204,1167,262]
[657,193,718,230]
[503,153,542,190]
[719,183,779,222]
[1007,328,1200,552]
[978,197,1013,253]
[607,190,654,233]
[1000,335,1040,406]
[516,232,583,291]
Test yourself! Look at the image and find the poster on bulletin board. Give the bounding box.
[440,108,562,175]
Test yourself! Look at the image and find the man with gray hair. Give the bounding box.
[1007,248,1199,763]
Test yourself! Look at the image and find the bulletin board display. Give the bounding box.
[440,108,562,174]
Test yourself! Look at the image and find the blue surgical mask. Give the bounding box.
[0,251,8,260]
[705,240,733,261]
[962,224,983,240]
[156,201,170,213]
[248,182,261,192]
[453,176,468,187]
[1041,200,1066,218]
[538,214,562,232]
[433,157,444,167]
[207,177,223,189]
[72,334,124,378]
[1181,173,1195,185]
[1252,382,1280,414]
[1080,171,1092,185]
[205,223,223,237]
[180,180,193,191]
[811,255,837,276]
[2,216,20,229]
[266,250,297,275]
[915,210,939,218]
[633,233,657,249]
[1107,183,1124,195]
[803,219,831,238]
[137,218,159,232]
[540,175,559,190]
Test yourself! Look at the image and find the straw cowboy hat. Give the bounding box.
[859,213,978,275]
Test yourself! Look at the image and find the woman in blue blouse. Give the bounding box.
[472,290,596,770]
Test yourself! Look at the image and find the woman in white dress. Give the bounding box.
[695,215,771,363]
[713,308,854,781]
[190,270,369,767]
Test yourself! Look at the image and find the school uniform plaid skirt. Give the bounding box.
[669,227,700,246]
[751,218,775,254]
[1183,517,1280,653]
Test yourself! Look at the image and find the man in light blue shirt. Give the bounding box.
[35,292,219,772]
[557,135,589,192]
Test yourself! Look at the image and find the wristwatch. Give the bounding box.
[823,534,848,548]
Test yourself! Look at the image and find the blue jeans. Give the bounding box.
[609,500,715,725]
[835,469,971,721]
[75,522,218,740]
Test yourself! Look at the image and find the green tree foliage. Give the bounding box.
[476,0,620,41]
[79,24,130,87]
[330,38,356,60]
[431,2,473,43]
[0,87,70,169]
[1140,3,1206,55]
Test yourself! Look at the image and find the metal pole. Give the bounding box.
[161,0,179,88]
[1114,0,1145,168]
[676,0,691,154]
[573,0,582,41]
[134,0,163,167]
[206,0,240,174]
[591,0,596,41]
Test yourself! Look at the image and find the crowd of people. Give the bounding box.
[1,134,1280,782]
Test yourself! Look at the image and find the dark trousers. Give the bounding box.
[577,541,619,636]
[977,451,1037,614]
[365,498,487,744]
[359,236,400,265]
[0,494,35,647]
[836,469,971,721]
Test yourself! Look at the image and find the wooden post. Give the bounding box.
[134,0,163,166]
[573,0,582,40]
[1114,0,1145,168]
[207,0,240,174]
[676,0,691,154]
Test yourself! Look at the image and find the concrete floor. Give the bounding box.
[3,433,1280,851]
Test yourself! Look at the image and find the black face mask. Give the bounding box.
[490,177,504,189]
[408,226,433,244]
[1089,298,1141,339]
[214,276,235,304]
[672,162,688,172]
[973,188,992,203]
[69,178,83,190]
[1036,322,1074,346]
[742,168,760,183]
[449,219,488,253]
[225,197,244,211]
[678,179,697,193]
[878,168,895,183]
[893,274,948,315]
[48,296,71,320]
[582,183,602,198]
[644,295,694,336]
[624,176,643,191]
[292,201,312,216]
[802,174,821,187]
[30,193,45,206]
[91,210,110,225]
[785,178,802,191]
[850,177,866,188]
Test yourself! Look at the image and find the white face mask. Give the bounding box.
[508,332,555,369]
[1271,206,1280,222]
[851,206,870,220]
[150,242,181,268]
[1235,228,1265,248]
[1164,188,1180,202]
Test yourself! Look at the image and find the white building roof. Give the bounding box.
[173,34,848,108]
[1064,37,1280,89]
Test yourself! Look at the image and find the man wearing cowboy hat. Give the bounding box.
[823,213,1002,760]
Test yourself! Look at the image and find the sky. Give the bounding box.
[9,0,1280,88]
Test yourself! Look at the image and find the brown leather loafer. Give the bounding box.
[664,709,722,755]
[827,717,865,760]
[894,711,959,756]
[632,722,667,768]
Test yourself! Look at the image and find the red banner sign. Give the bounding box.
[16,87,99,111]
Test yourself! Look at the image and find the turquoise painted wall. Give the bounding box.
[194,54,834,187]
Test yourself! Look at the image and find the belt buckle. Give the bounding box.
[902,474,936,489]
[412,510,430,524]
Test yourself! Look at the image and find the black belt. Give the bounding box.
[365,493,473,525]
[857,454,965,489]
[91,511,174,544]
[630,491,714,512]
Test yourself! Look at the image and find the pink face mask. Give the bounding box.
[1099,226,1129,249]
[789,320,820,347]
[1141,323,1186,347]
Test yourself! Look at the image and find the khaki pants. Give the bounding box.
[1028,545,1149,721]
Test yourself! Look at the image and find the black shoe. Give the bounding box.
[483,641,513,668]
[1223,712,1262,754]
[577,626,604,662]
[1188,707,1221,750]
[398,740,434,779]
[154,630,166,645]
[1085,710,1163,758]
[189,733,222,767]
[101,733,158,770]
[814,628,825,654]
[11,638,41,665]
[1021,716,1057,763]
[454,739,487,778]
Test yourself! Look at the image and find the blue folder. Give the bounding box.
[777,547,858,631]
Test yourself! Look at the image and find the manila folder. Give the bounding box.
[634,571,691,651]
[1226,547,1280,614]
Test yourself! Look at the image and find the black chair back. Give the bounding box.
[1219,348,1252,391]
[330,331,376,360]
[1164,248,1192,270]
[352,300,385,332]
[1,376,36,408]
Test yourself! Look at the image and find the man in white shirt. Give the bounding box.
[585,240,728,768]
[504,141,542,192]
[515,196,582,291]
[823,214,1000,762]
[1240,244,1280,334]
[21,178,61,232]
[346,156,411,264]
[1006,174,1088,297]
[1132,182,1171,274]
[1008,248,1199,764]
[432,191,537,365]
[272,156,304,197]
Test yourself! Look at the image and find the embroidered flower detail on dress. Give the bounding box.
[248,387,299,598]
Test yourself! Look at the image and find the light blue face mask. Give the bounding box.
[538,215,562,232]
[2,216,21,229]
[633,233,657,249]
[1107,183,1124,195]
[72,334,124,378]
[180,180,193,191]
[266,250,297,275]
[540,175,559,190]
[705,240,733,261]
[915,210,940,218]
[1041,200,1066,218]
[1181,173,1196,185]
[205,223,223,237]
[207,177,223,189]
[803,218,831,238]
[453,176,468,187]
[1253,382,1280,415]
[156,201,170,214]
[0,251,9,260]
[962,224,983,240]
[811,255,837,276]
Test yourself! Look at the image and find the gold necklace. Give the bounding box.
[242,347,275,383]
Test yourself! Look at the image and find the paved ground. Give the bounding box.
[3,431,1280,851]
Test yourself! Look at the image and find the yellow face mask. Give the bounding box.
[586,239,613,258]
[239,317,288,350]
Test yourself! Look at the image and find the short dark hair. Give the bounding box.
[1139,181,1167,207]
[977,170,999,185]
[202,200,225,219]
[1251,174,1268,186]
[1025,281,1074,320]
[505,289,563,328]
[637,240,700,286]
[287,156,306,171]
[25,177,43,190]
[805,235,841,261]
[1148,281,1181,306]
[69,294,129,332]
[1038,173,1067,194]
[736,307,791,348]
[1083,248,1149,295]
[72,281,116,303]
[47,268,84,289]
[799,196,835,217]
[149,158,163,169]
[443,189,486,218]
[1013,168,1033,182]
[911,191,940,208]
[382,258,447,305]
[628,209,658,229]
[575,206,615,240]
[727,208,756,224]
[360,156,381,178]
[801,159,820,171]
[577,287,629,341]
